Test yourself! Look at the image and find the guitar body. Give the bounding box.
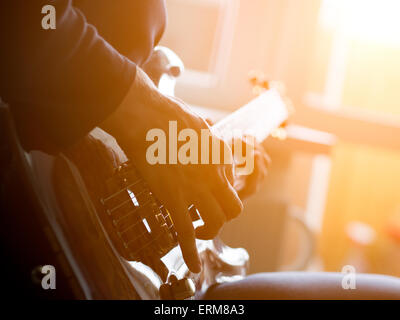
[55,128,249,299]
[1,48,288,299]
[2,107,248,299]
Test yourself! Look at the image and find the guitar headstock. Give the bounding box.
[248,70,295,140]
[142,46,184,96]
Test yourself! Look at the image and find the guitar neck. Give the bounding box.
[211,88,289,143]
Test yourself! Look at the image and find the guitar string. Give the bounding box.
[105,183,175,245]
[108,186,166,236]
[130,224,175,257]
[102,170,177,257]
[101,93,286,258]
[110,189,149,220]
[116,199,154,233]
[101,178,143,203]
[121,202,177,256]
[105,175,175,228]
[107,189,146,214]
[125,195,178,256]
[124,211,176,257]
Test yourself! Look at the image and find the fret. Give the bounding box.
[100,179,143,204]
[130,223,175,257]
[125,229,151,248]
[211,88,289,143]
[106,189,149,216]
[108,197,135,214]
[102,170,176,256]
[108,184,177,257]
[114,199,154,232]
[133,237,156,255]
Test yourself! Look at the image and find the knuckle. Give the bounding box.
[232,197,244,214]
[226,206,242,220]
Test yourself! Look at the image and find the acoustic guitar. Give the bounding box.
[0,47,289,299]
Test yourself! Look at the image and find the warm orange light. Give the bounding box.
[320,0,400,47]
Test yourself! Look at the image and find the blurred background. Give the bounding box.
[159,0,400,277]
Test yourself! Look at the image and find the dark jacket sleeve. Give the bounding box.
[0,0,144,150]
[75,0,167,66]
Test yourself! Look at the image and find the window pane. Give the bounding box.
[308,0,400,117]
[161,0,220,72]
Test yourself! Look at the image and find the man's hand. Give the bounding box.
[101,67,243,273]
[232,136,270,200]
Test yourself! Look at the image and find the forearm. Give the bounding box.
[0,0,136,149]
[100,66,204,155]
[75,0,167,65]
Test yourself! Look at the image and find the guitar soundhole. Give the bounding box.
[100,162,178,264]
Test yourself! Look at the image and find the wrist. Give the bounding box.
[99,66,168,149]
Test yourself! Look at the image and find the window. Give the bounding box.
[307,0,400,117]
[160,0,239,88]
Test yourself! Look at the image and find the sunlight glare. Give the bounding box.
[320,0,400,47]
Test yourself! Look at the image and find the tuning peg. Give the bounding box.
[248,70,270,93]
[248,70,264,84]
[271,127,288,140]
[248,70,295,121]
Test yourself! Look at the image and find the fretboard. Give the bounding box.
[211,88,289,143]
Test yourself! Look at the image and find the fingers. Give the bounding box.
[262,151,271,169]
[194,194,227,240]
[215,176,244,220]
[232,136,271,200]
[224,162,235,186]
[169,197,202,273]
[251,149,268,178]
